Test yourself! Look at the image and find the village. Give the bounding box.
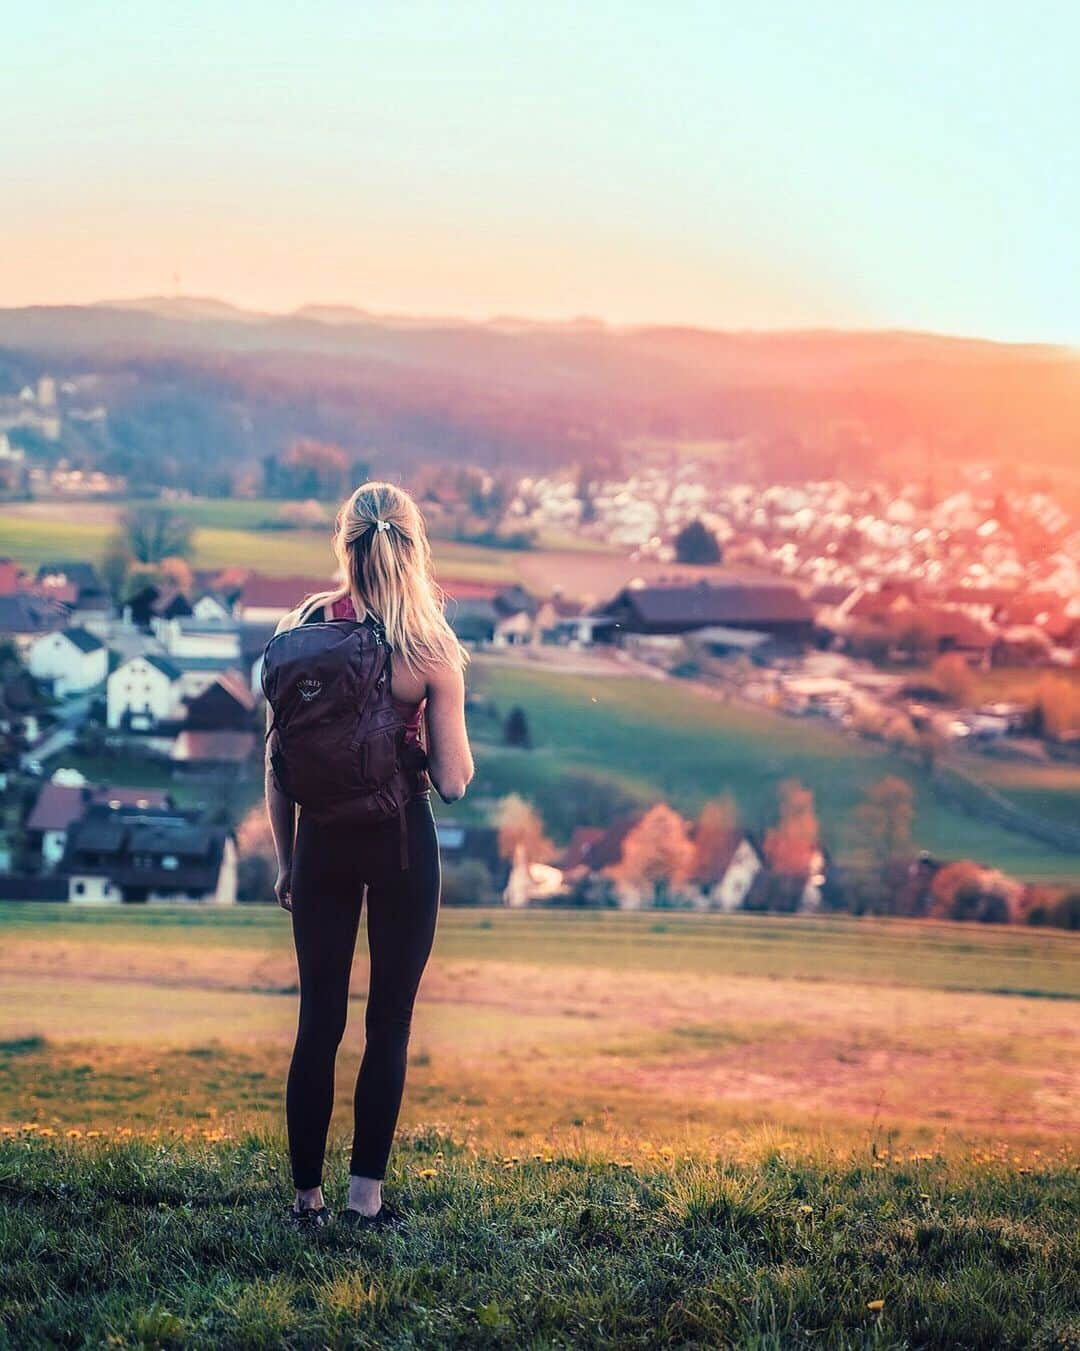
[0,483,1076,926]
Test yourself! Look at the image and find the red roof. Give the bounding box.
[238,574,334,609]
[0,560,23,596]
[172,730,256,763]
[438,577,501,601]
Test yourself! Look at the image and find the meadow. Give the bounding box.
[461,661,1080,884]
[0,904,1076,1346]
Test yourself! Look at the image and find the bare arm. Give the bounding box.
[423,659,474,803]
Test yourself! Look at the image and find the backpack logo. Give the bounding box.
[297,678,323,702]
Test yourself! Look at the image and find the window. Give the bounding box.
[73,881,85,895]
[162,855,178,870]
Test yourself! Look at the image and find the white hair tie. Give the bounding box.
[374,518,391,532]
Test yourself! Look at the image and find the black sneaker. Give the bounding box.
[337,1198,404,1230]
[285,1202,333,1231]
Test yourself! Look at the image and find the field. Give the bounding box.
[0,905,1076,1346]
[0,499,726,598]
[461,660,1080,884]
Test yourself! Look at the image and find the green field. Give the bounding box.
[0,905,1075,1347]
[461,662,1080,883]
[0,504,517,582]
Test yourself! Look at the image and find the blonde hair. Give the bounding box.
[282,481,469,673]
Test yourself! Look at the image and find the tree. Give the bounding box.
[612,803,695,893]
[538,771,641,842]
[118,507,194,564]
[854,776,915,876]
[928,860,1018,923]
[1030,675,1080,741]
[932,652,975,705]
[503,706,532,748]
[494,794,553,865]
[692,795,739,883]
[158,556,193,594]
[281,438,349,498]
[762,779,819,877]
[674,519,722,565]
[100,543,130,603]
[277,499,327,528]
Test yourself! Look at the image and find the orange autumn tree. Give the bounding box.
[494,794,554,866]
[692,795,739,884]
[758,779,820,911]
[763,779,819,877]
[612,803,695,900]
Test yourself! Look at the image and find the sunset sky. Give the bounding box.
[5,1,1077,344]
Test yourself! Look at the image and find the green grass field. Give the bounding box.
[0,905,1076,1347]
[0,505,519,583]
[462,662,1080,884]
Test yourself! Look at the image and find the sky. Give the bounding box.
[3,1,1078,343]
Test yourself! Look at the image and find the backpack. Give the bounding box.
[261,608,428,868]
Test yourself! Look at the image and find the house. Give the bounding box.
[243,622,279,696]
[235,574,333,626]
[596,579,815,644]
[0,592,68,642]
[170,730,256,769]
[705,835,765,912]
[491,584,540,645]
[0,558,26,595]
[150,589,194,628]
[27,627,108,697]
[503,846,564,906]
[534,594,586,642]
[690,625,772,660]
[559,815,640,880]
[106,653,183,729]
[920,608,996,664]
[160,617,243,664]
[446,599,499,646]
[62,803,236,904]
[183,670,256,731]
[36,562,110,628]
[192,592,233,624]
[25,776,172,869]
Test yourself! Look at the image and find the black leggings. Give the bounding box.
[286,791,440,1189]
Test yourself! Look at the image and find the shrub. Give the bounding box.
[440,859,499,906]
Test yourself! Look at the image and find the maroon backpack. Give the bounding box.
[261,610,428,867]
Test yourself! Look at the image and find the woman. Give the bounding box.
[265,481,474,1230]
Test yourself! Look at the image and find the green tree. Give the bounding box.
[118,507,194,564]
[673,519,722,565]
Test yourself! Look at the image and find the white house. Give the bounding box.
[192,593,233,624]
[160,618,242,663]
[706,837,765,912]
[27,627,108,697]
[106,653,183,729]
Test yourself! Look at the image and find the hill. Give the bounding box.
[1,299,1078,490]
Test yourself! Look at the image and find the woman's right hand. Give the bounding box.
[275,863,293,911]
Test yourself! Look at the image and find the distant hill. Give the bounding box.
[1,298,1077,489]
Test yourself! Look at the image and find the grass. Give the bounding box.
[1,1132,1076,1349]
[0,906,1076,1345]
[0,503,518,582]
[463,662,1080,883]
